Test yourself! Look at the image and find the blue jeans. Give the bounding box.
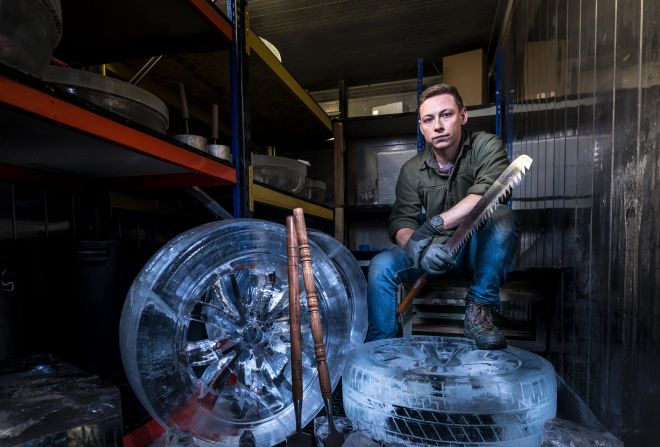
[365,206,520,341]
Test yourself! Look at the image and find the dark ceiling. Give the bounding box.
[248,0,506,91]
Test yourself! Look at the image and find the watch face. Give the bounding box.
[430,215,444,229]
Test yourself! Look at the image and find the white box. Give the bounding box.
[371,101,408,116]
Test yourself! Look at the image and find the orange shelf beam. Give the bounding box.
[188,0,233,41]
[0,75,236,185]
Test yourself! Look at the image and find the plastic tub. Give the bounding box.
[252,153,307,194]
[304,178,326,203]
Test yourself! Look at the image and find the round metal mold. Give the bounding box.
[119,219,367,446]
[0,0,62,77]
[208,144,231,162]
[43,66,170,133]
[174,134,208,152]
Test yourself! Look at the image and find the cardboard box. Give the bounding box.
[442,49,486,106]
[524,40,566,100]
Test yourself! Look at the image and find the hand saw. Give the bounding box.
[397,154,533,314]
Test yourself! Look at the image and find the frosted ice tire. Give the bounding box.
[119,219,367,446]
[343,336,557,446]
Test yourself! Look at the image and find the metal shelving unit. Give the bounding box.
[0,0,237,189]
[0,70,236,187]
[250,181,334,221]
[1,0,334,221]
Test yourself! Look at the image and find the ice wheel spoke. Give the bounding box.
[230,354,287,416]
[208,272,247,324]
[183,338,239,367]
[197,350,239,398]
[259,346,290,383]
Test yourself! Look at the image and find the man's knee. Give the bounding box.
[488,206,520,242]
[367,248,403,281]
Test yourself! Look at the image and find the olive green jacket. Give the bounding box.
[388,129,510,244]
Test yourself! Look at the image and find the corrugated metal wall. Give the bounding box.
[503,0,660,443]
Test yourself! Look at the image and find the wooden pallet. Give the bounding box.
[400,270,561,352]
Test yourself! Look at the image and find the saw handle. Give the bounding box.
[397,274,429,314]
[397,232,457,314]
[293,208,333,401]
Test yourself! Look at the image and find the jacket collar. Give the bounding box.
[419,127,471,171]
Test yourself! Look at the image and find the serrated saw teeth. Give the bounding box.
[444,155,533,253]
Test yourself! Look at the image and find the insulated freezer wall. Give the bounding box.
[500,0,660,444]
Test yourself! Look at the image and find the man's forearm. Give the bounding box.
[395,227,415,248]
[396,194,481,247]
[436,194,482,229]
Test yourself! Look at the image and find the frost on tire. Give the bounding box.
[343,336,557,446]
[119,219,367,446]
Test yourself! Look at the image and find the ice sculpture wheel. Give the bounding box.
[120,219,367,446]
[343,336,557,447]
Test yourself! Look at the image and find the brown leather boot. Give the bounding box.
[464,300,507,350]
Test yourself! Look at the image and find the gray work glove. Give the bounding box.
[420,243,456,276]
[404,219,442,269]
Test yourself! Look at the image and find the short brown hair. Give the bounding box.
[417,83,465,117]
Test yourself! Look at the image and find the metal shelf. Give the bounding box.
[343,112,418,139]
[22,0,333,212]
[247,30,332,140]
[114,42,333,149]
[0,72,236,187]
[250,181,334,221]
[54,0,232,65]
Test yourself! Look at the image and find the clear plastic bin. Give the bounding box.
[252,153,307,194]
[304,178,326,203]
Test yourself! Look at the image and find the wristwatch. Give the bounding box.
[429,214,445,232]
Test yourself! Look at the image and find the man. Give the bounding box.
[365,83,519,350]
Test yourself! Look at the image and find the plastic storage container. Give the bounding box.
[252,153,307,194]
[304,178,326,203]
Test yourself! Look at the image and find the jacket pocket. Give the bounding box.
[419,184,447,215]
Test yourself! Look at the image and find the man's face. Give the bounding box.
[418,93,468,152]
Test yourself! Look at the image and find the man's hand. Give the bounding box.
[420,243,456,275]
[404,219,441,269]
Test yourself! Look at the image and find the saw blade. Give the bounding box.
[445,154,533,254]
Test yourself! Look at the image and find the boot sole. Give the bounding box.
[464,329,508,350]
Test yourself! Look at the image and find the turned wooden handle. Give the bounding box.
[211,104,219,140]
[396,274,429,314]
[286,216,303,402]
[178,82,189,120]
[293,208,332,400]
